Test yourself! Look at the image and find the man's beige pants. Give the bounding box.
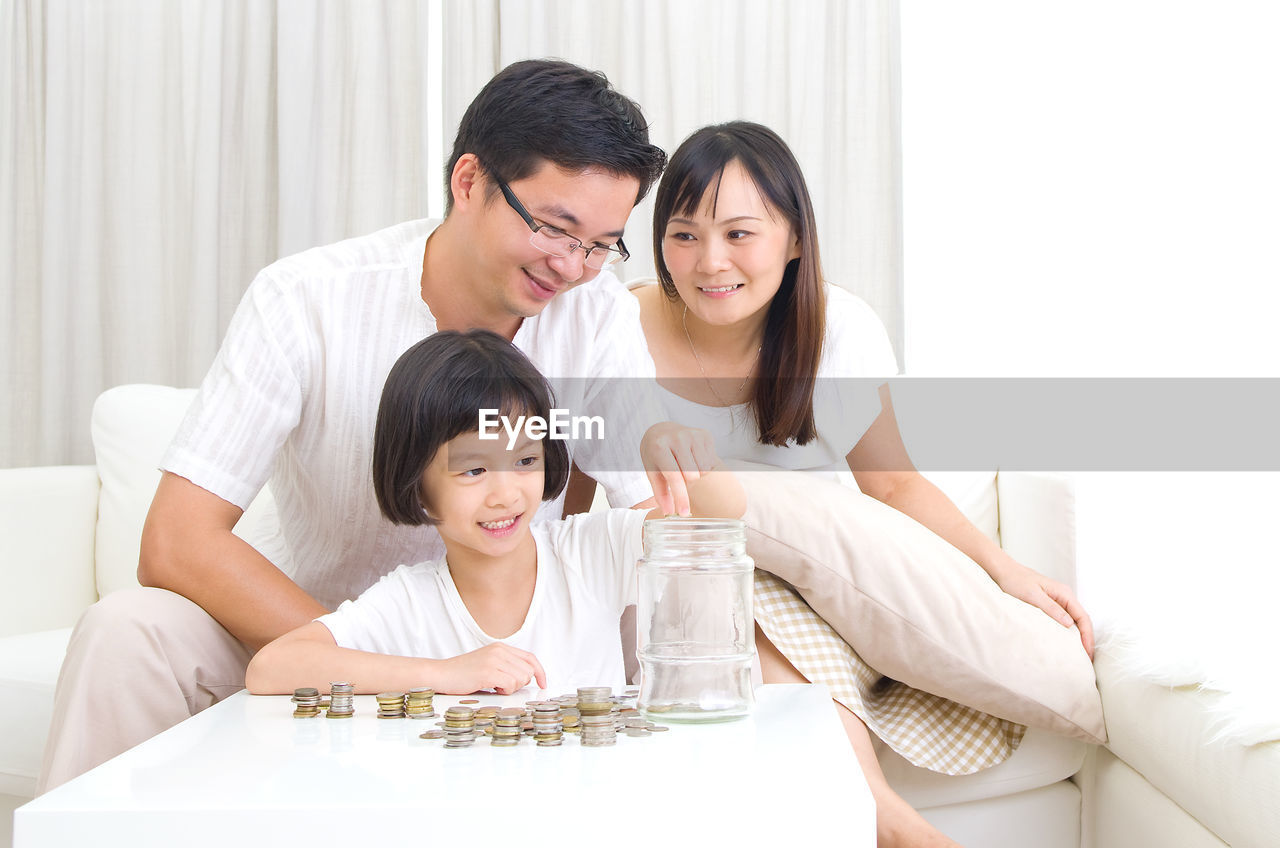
[37,587,252,794]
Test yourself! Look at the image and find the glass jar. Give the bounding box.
[636,517,754,723]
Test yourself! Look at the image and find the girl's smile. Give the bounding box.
[478,513,523,537]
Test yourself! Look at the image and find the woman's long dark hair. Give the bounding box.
[653,121,825,446]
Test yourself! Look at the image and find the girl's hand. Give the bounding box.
[994,563,1095,659]
[436,643,547,694]
[640,422,720,516]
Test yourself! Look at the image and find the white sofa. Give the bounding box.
[6,383,1258,847]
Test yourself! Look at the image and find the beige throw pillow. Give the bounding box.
[738,467,1106,744]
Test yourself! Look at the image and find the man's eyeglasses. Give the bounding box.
[495,177,629,270]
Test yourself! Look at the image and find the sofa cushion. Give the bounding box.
[878,727,1086,808]
[0,466,99,637]
[0,628,72,797]
[91,385,290,597]
[921,781,1081,848]
[1095,648,1280,847]
[738,467,1106,743]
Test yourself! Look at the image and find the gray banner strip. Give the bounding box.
[524,377,1280,472]
[889,378,1280,471]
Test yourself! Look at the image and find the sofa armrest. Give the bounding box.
[0,465,100,637]
[996,471,1077,589]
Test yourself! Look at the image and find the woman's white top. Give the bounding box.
[634,280,899,487]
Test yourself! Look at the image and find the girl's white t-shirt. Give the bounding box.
[316,508,649,694]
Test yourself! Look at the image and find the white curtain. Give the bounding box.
[2,0,442,467]
[2,0,898,468]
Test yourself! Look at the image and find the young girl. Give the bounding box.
[245,329,744,697]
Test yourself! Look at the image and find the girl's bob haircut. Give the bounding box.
[652,121,825,446]
[372,329,570,526]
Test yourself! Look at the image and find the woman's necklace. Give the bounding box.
[682,304,762,407]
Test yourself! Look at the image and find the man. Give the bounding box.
[38,59,668,791]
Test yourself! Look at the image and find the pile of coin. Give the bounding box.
[622,716,652,737]
[473,704,498,734]
[576,686,617,747]
[531,701,564,746]
[442,705,477,748]
[292,687,322,718]
[376,692,406,719]
[548,694,580,734]
[490,707,525,747]
[614,690,646,735]
[406,687,435,719]
[327,682,355,719]
[285,681,669,746]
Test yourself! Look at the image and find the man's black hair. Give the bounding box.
[445,58,666,212]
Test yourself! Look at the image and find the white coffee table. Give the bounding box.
[16,683,873,846]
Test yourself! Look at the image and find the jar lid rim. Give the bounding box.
[642,517,745,527]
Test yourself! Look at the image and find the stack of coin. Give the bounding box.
[531,701,564,746]
[489,707,525,747]
[292,687,322,718]
[376,692,406,719]
[577,686,611,707]
[327,682,355,718]
[521,702,540,737]
[577,686,617,747]
[406,688,435,719]
[474,705,498,735]
[443,705,477,748]
[617,703,643,733]
[579,712,616,746]
[522,701,538,730]
[550,693,581,734]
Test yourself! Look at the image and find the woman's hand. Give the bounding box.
[640,422,719,516]
[994,562,1095,659]
[434,643,547,694]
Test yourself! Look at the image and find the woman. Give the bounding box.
[633,122,1094,848]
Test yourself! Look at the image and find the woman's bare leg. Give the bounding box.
[755,624,962,848]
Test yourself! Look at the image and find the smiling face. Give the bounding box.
[660,160,801,330]
[467,157,640,320]
[419,428,546,564]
